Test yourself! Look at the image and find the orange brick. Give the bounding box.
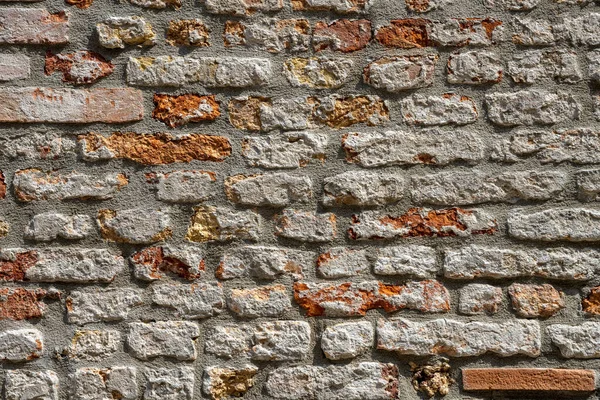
[462,368,596,393]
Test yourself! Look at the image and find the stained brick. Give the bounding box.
[45,50,114,84]
[364,54,437,92]
[79,132,231,164]
[349,208,497,240]
[227,284,291,317]
[130,245,205,281]
[167,19,210,46]
[0,88,143,123]
[152,94,220,128]
[0,287,47,320]
[294,280,450,316]
[97,17,155,48]
[203,366,258,400]
[97,208,172,244]
[224,19,311,52]
[217,246,312,280]
[0,329,44,362]
[186,206,261,242]
[275,209,336,243]
[313,19,371,52]
[0,9,68,45]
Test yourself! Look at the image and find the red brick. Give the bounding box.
[0,88,143,123]
[375,19,431,48]
[45,50,113,84]
[462,368,596,393]
[0,9,69,45]
[0,288,47,320]
[152,93,220,127]
[313,19,372,52]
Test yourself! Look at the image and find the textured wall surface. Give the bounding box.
[0,0,600,398]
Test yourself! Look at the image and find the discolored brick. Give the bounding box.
[364,54,437,92]
[291,0,371,13]
[0,287,47,320]
[583,286,600,315]
[79,132,231,165]
[130,245,205,281]
[508,283,565,318]
[167,19,209,46]
[0,9,69,45]
[203,366,258,400]
[96,16,155,48]
[284,56,354,89]
[44,50,114,84]
[224,19,311,53]
[97,209,172,244]
[375,19,432,49]
[186,206,261,242]
[227,284,291,318]
[294,280,450,316]
[152,93,220,128]
[313,19,372,52]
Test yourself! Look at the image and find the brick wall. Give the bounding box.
[0,0,599,398]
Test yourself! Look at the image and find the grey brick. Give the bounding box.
[144,367,194,400]
[25,212,92,241]
[71,367,137,400]
[323,171,404,207]
[508,208,600,242]
[447,51,503,84]
[547,322,600,358]
[0,54,30,81]
[127,321,199,361]
[225,173,313,207]
[66,288,143,324]
[227,284,291,317]
[373,246,438,277]
[148,170,216,203]
[458,284,503,315]
[186,206,261,242]
[218,246,312,280]
[242,132,328,169]
[321,321,374,360]
[316,247,369,278]
[511,18,555,46]
[508,49,582,84]
[0,329,43,362]
[401,93,478,126]
[5,370,58,400]
[151,282,224,319]
[275,209,336,243]
[377,318,541,357]
[97,208,171,244]
[364,54,437,92]
[68,330,121,360]
[97,16,155,48]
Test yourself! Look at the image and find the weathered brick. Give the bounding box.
[225,173,313,207]
[373,245,438,277]
[492,128,600,164]
[144,367,194,400]
[595,96,600,121]
[447,51,503,84]
[79,132,231,165]
[0,132,73,160]
[486,90,580,126]
[72,367,137,400]
[554,13,600,46]
[224,19,310,53]
[342,130,486,167]
[0,9,68,45]
[227,284,290,317]
[321,321,374,360]
[284,56,354,88]
[406,0,451,12]
[508,208,600,242]
[265,363,399,399]
[364,54,437,92]
[431,18,503,46]
[68,330,121,360]
[96,16,155,48]
[294,280,450,316]
[146,170,216,203]
[275,209,336,242]
[186,206,261,242]
[97,209,172,244]
[508,49,582,84]
[462,368,596,393]
[131,245,205,281]
[14,169,127,202]
[0,329,43,362]
[205,321,311,360]
[66,288,143,324]
[511,17,555,46]
[458,284,503,315]
[313,19,371,52]
[0,88,143,123]
[126,56,272,87]
[292,0,371,13]
[323,171,404,207]
[128,321,199,361]
[316,247,369,278]
[130,0,180,8]
[583,286,600,315]
[66,0,93,8]
[44,50,113,84]
[203,366,258,400]
[401,93,478,126]
[349,208,497,240]
[578,169,600,201]
[0,248,124,283]
[229,95,388,131]
[151,282,224,318]
[152,93,220,128]
[217,246,312,280]
[242,131,328,169]
[444,245,598,281]
[483,0,539,9]
[588,50,600,83]
[167,19,209,46]
[375,19,431,48]
[378,318,541,357]
[205,0,282,15]
[0,54,30,81]
[410,170,567,205]
[25,212,92,241]
[547,322,600,358]
[5,370,58,400]
[0,287,47,320]
[508,283,564,318]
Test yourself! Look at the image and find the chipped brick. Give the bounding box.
[97,209,172,244]
[349,207,497,240]
[152,93,220,128]
[131,245,205,281]
[284,56,353,89]
[217,246,311,280]
[364,54,437,92]
[227,284,291,317]
[97,16,155,48]
[242,131,328,169]
[375,19,432,48]
[186,206,261,242]
[275,209,336,243]
[66,288,143,324]
[0,328,44,362]
[79,132,231,164]
[294,280,450,316]
[0,287,47,320]
[224,19,311,52]
[0,9,68,45]
[44,50,113,84]
[313,19,371,52]
[167,19,209,46]
[401,93,478,126]
[508,283,565,318]
[146,170,216,203]
[225,173,313,207]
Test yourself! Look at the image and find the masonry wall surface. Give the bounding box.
[0,0,600,398]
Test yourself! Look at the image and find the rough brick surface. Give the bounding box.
[1,1,599,397]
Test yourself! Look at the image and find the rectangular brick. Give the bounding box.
[462,368,596,392]
[0,54,30,81]
[0,9,68,45]
[0,88,143,123]
[224,19,310,52]
[217,246,312,280]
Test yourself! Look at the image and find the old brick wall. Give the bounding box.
[0,0,600,398]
